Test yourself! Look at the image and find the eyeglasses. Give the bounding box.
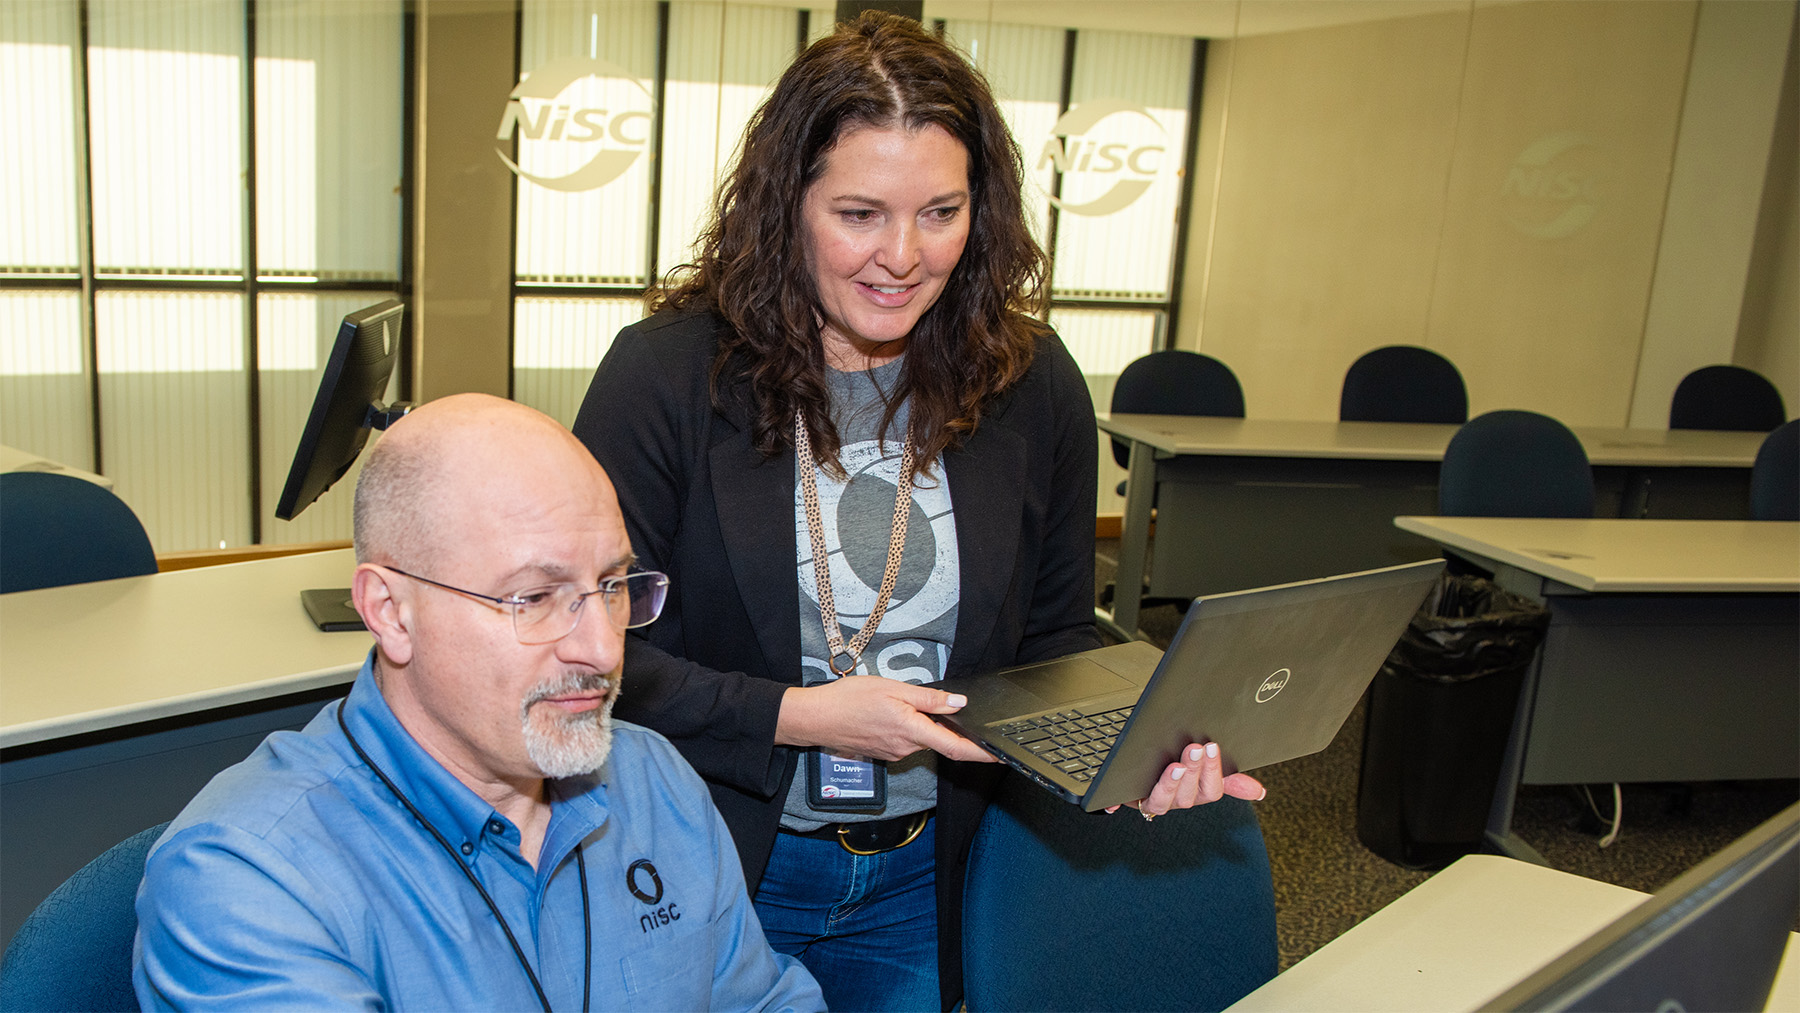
[383,565,669,644]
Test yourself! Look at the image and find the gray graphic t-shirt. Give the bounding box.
[781,356,958,829]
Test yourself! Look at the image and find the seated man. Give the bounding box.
[134,394,823,1011]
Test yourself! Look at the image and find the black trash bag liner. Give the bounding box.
[1357,572,1555,867]
[1382,574,1550,684]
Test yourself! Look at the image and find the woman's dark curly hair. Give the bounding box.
[654,11,1047,478]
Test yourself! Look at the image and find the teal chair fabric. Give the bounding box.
[962,773,1278,1012]
[1339,345,1468,424]
[0,472,156,593]
[1438,410,1595,519]
[1669,365,1786,432]
[1751,419,1800,521]
[0,822,169,1012]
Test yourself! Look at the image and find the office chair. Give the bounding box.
[962,773,1278,1012]
[1750,419,1800,521]
[1339,345,1468,424]
[1104,351,1244,611]
[0,821,170,1012]
[1668,365,1787,432]
[0,471,157,593]
[1438,410,1595,519]
[1109,350,1245,472]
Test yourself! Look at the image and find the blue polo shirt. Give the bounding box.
[133,653,822,1011]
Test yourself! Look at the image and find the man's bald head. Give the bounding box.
[348,393,636,791]
[352,393,610,568]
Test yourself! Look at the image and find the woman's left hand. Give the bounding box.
[1104,741,1265,817]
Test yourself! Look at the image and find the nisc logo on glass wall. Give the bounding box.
[1037,101,1167,217]
[494,57,652,193]
[495,60,1166,216]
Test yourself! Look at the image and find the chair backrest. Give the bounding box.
[1109,350,1245,469]
[0,822,170,1012]
[1439,410,1595,518]
[0,471,157,594]
[1339,345,1468,424]
[962,773,1278,1012]
[1750,419,1800,522]
[1668,365,1787,432]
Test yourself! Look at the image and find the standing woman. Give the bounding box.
[573,12,1259,1011]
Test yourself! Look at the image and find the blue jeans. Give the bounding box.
[753,818,939,1012]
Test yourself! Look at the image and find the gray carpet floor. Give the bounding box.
[1094,540,1799,971]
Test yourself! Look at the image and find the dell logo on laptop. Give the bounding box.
[1255,668,1291,703]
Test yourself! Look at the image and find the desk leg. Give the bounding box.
[1098,440,1157,643]
[1484,619,1550,867]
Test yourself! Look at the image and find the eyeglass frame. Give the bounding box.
[379,564,668,644]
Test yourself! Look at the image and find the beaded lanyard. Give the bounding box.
[793,409,916,675]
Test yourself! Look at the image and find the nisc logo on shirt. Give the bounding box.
[628,858,681,934]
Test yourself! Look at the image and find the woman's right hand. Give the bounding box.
[775,676,999,763]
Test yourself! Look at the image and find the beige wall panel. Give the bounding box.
[1195,10,1469,420]
[1424,0,1696,427]
[1630,0,1795,427]
[412,0,516,402]
[1172,35,1232,352]
[1734,18,1799,417]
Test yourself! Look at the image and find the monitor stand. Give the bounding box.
[301,587,366,632]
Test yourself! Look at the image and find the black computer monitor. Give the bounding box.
[274,299,410,631]
[1479,800,1800,1012]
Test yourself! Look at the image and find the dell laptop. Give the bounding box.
[936,559,1444,811]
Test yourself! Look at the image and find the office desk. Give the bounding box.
[0,549,368,947]
[1393,517,1800,861]
[1225,854,1800,1012]
[1098,414,1764,640]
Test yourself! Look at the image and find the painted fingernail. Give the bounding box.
[1258,787,1268,801]
[1171,767,1186,781]
[1205,742,1219,759]
[1188,746,1203,763]
[946,694,967,707]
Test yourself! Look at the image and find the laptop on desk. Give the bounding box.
[935,559,1444,812]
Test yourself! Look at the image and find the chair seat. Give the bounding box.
[1669,365,1786,432]
[0,822,170,1012]
[0,472,157,594]
[1438,410,1595,519]
[1339,345,1468,424]
[962,773,1277,1011]
[1109,350,1244,470]
[1750,420,1800,521]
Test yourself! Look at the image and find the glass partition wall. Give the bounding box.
[507,1,1205,470]
[3,1,1203,550]
[28,4,1760,549]
[0,0,408,552]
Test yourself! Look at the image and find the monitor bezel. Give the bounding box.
[1478,800,1800,1012]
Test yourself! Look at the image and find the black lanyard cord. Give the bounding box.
[576,845,591,1013]
[335,701,592,1012]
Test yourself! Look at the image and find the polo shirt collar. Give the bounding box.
[336,651,614,872]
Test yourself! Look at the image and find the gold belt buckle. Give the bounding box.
[836,810,929,856]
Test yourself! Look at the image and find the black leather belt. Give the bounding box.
[782,810,931,855]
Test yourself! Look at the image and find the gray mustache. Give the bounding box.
[522,670,613,709]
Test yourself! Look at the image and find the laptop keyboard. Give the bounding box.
[995,706,1134,782]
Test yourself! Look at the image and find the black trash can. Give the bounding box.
[1356,573,1550,869]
